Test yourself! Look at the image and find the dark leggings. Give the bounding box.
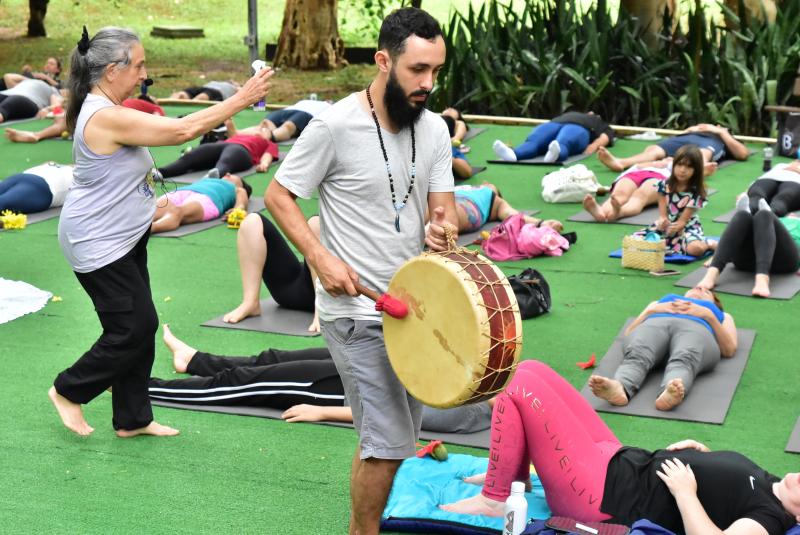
[0,173,52,212]
[148,347,345,410]
[158,142,251,178]
[0,94,39,122]
[259,213,316,311]
[54,231,158,430]
[710,210,799,274]
[747,178,800,216]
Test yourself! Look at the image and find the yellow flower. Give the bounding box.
[0,210,27,230]
[226,208,247,229]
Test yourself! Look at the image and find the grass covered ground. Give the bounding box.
[0,104,798,533]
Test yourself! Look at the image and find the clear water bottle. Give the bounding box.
[763,146,773,172]
[502,481,528,535]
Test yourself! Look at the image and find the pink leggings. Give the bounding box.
[482,360,622,521]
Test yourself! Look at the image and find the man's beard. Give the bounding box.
[383,69,430,130]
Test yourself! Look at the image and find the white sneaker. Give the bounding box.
[543,140,560,163]
[204,167,220,179]
[492,139,517,162]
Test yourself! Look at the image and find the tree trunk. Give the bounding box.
[620,0,676,47]
[274,0,345,70]
[410,0,422,8]
[722,0,776,26]
[27,0,48,37]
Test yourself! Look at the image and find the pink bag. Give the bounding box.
[481,213,570,261]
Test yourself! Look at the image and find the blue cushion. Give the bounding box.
[381,453,550,534]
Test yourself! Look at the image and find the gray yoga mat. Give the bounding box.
[0,206,61,232]
[169,166,257,184]
[488,152,591,166]
[674,264,800,299]
[456,210,540,246]
[201,297,319,337]
[149,399,491,449]
[786,416,800,453]
[153,197,265,238]
[579,320,756,424]
[0,117,38,127]
[713,208,800,224]
[568,188,718,226]
[462,126,486,142]
[716,149,756,169]
[470,166,486,175]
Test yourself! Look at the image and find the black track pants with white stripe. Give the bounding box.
[148,347,345,409]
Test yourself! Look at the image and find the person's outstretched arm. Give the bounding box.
[584,133,610,154]
[282,404,352,423]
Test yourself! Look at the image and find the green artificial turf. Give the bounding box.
[1,111,798,534]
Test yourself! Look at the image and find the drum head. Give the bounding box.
[384,255,494,408]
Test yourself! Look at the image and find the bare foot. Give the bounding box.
[162,324,196,373]
[48,386,94,436]
[439,493,504,517]
[608,195,622,221]
[5,128,39,143]
[703,161,718,177]
[655,378,685,411]
[696,267,719,289]
[583,194,606,222]
[752,274,770,298]
[116,421,180,438]
[588,375,629,406]
[597,147,624,172]
[463,472,486,486]
[222,300,261,324]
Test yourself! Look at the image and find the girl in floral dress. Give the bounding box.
[640,145,716,256]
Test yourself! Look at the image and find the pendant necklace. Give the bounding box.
[365,82,415,232]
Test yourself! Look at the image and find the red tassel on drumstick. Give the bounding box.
[354,282,408,319]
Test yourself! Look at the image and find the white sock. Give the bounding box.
[205,167,220,179]
[543,140,560,163]
[758,198,772,212]
[736,195,750,213]
[493,139,517,162]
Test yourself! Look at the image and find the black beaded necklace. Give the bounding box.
[366,82,415,232]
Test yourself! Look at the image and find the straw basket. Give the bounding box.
[621,235,665,272]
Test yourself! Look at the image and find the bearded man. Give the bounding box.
[265,7,458,535]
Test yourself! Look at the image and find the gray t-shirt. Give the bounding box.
[275,93,453,321]
[58,94,157,273]
[0,79,58,109]
[204,81,237,100]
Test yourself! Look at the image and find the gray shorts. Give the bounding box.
[321,318,422,460]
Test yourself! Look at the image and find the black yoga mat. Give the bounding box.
[785,416,800,453]
[579,319,756,424]
[461,126,486,142]
[150,400,491,449]
[201,297,319,337]
[674,265,800,300]
[568,189,718,226]
[169,166,257,184]
[488,152,591,166]
[0,206,61,232]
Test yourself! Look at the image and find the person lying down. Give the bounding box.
[148,325,493,434]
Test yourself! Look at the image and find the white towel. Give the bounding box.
[0,278,52,324]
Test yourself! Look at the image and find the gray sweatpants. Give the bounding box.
[616,317,721,398]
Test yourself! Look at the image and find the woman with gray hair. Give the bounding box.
[49,26,272,438]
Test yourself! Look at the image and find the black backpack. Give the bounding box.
[507,268,552,319]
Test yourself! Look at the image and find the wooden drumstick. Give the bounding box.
[354,282,408,319]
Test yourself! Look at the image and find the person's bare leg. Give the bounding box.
[615,184,660,219]
[271,121,297,142]
[48,386,94,436]
[350,455,403,535]
[3,73,24,89]
[686,240,710,257]
[5,128,40,143]
[655,378,685,411]
[192,93,210,101]
[439,493,505,516]
[752,273,771,298]
[116,421,179,438]
[697,266,721,290]
[223,213,267,323]
[0,112,5,124]
[170,91,191,99]
[601,180,638,221]
[151,204,184,233]
[598,145,666,172]
[583,194,607,222]
[162,324,197,373]
[588,375,629,406]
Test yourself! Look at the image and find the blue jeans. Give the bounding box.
[0,173,52,213]
[514,122,591,161]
